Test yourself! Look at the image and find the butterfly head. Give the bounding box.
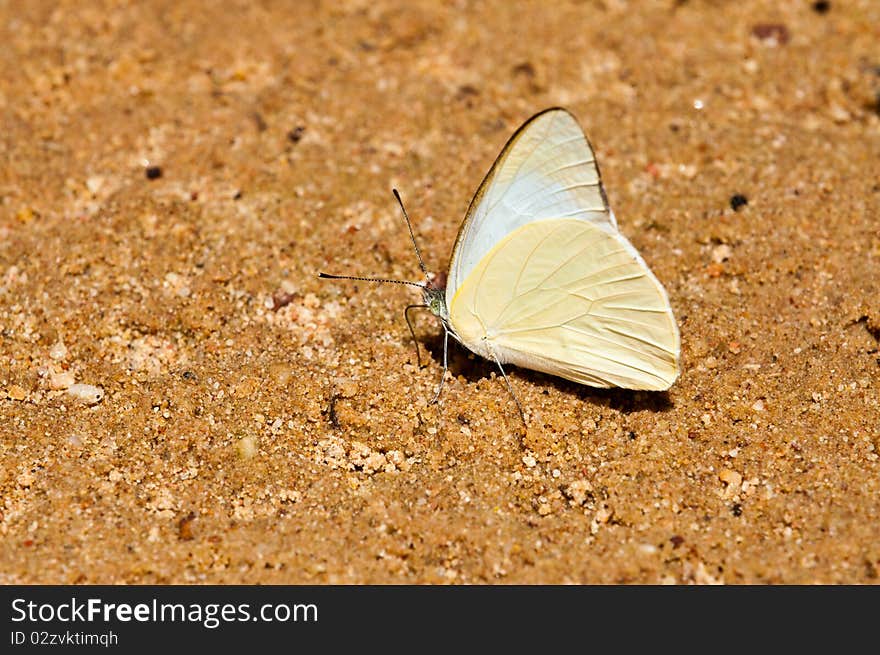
[422,281,449,322]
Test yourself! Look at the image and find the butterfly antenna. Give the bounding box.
[392,188,428,276]
[317,272,425,288]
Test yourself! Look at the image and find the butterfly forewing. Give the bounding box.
[447,108,613,302]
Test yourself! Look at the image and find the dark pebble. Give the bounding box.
[730,194,748,211]
[288,126,305,143]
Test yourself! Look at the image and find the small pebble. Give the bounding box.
[268,362,294,387]
[751,24,790,46]
[49,371,75,390]
[705,262,724,278]
[564,479,593,506]
[730,194,748,211]
[288,126,306,143]
[67,383,105,405]
[812,1,830,14]
[595,506,613,524]
[6,384,27,401]
[49,341,68,360]
[719,468,743,489]
[522,454,537,468]
[236,434,259,460]
[86,176,105,195]
[711,243,733,263]
[145,165,163,180]
[334,377,359,398]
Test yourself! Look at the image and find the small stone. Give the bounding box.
[49,371,75,390]
[177,512,196,541]
[537,503,552,516]
[236,434,259,460]
[706,262,724,278]
[563,479,593,506]
[7,384,27,401]
[49,341,68,360]
[268,362,294,387]
[595,506,613,524]
[751,399,765,411]
[67,383,104,405]
[522,454,537,468]
[705,356,718,369]
[728,341,742,354]
[730,194,749,211]
[678,164,697,179]
[86,175,105,195]
[16,207,36,224]
[751,24,789,46]
[335,377,359,398]
[279,489,302,503]
[711,244,733,263]
[363,452,387,474]
[288,126,305,143]
[719,468,743,489]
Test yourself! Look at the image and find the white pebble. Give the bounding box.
[49,341,68,360]
[67,383,105,405]
[86,175,105,195]
[49,371,75,390]
[711,244,733,263]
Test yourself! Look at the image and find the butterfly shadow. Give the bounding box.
[422,333,498,384]
[421,333,674,415]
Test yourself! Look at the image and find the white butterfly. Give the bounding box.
[321,108,680,417]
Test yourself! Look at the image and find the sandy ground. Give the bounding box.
[1,0,878,584]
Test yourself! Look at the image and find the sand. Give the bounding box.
[1,0,878,584]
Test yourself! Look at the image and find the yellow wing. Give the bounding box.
[448,218,680,390]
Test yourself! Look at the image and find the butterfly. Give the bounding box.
[320,107,680,420]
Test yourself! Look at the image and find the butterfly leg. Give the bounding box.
[404,304,428,368]
[430,327,449,404]
[490,354,527,428]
